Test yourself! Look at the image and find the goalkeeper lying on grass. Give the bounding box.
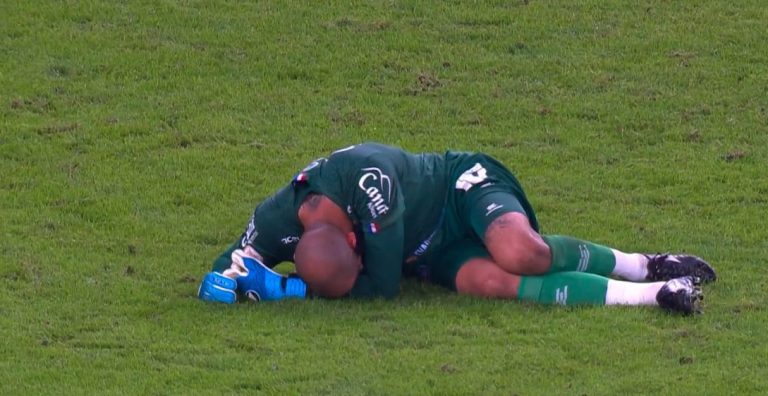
[199,143,716,314]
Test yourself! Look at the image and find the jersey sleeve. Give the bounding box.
[211,241,239,272]
[347,159,406,298]
[210,201,286,271]
[349,217,404,299]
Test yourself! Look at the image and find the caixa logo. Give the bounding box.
[358,167,391,219]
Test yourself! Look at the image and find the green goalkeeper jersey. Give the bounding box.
[213,142,537,298]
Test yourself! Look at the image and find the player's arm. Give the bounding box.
[349,218,404,299]
[345,158,406,299]
[212,241,239,272]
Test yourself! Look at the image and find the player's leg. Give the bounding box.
[454,159,612,276]
[468,190,715,282]
[455,157,715,282]
[465,185,623,277]
[456,259,632,306]
[458,261,702,313]
[424,239,524,298]
[440,241,637,305]
[542,235,717,282]
[454,257,521,299]
[430,239,703,313]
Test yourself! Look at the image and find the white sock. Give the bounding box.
[605,280,663,306]
[610,249,649,281]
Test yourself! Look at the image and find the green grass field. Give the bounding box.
[2,1,767,394]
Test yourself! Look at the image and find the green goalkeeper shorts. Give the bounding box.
[404,153,540,290]
[419,187,536,291]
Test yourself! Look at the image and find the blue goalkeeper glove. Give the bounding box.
[198,272,237,304]
[235,255,307,301]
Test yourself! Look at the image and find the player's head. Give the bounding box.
[294,222,361,298]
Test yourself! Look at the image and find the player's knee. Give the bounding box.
[456,259,520,299]
[476,276,511,297]
[489,233,551,275]
[458,272,519,299]
[499,249,548,274]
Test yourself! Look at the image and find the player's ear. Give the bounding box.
[346,232,363,272]
[345,231,357,250]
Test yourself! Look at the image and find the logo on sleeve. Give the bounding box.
[485,203,504,217]
[293,159,325,184]
[365,222,381,234]
[241,216,259,247]
[281,236,300,245]
[358,167,392,219]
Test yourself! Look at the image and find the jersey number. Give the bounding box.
[455,163,488,191]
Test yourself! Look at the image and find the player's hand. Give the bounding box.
[220,246,261,278]
[229,248,289,301]
[198,271,238,304]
